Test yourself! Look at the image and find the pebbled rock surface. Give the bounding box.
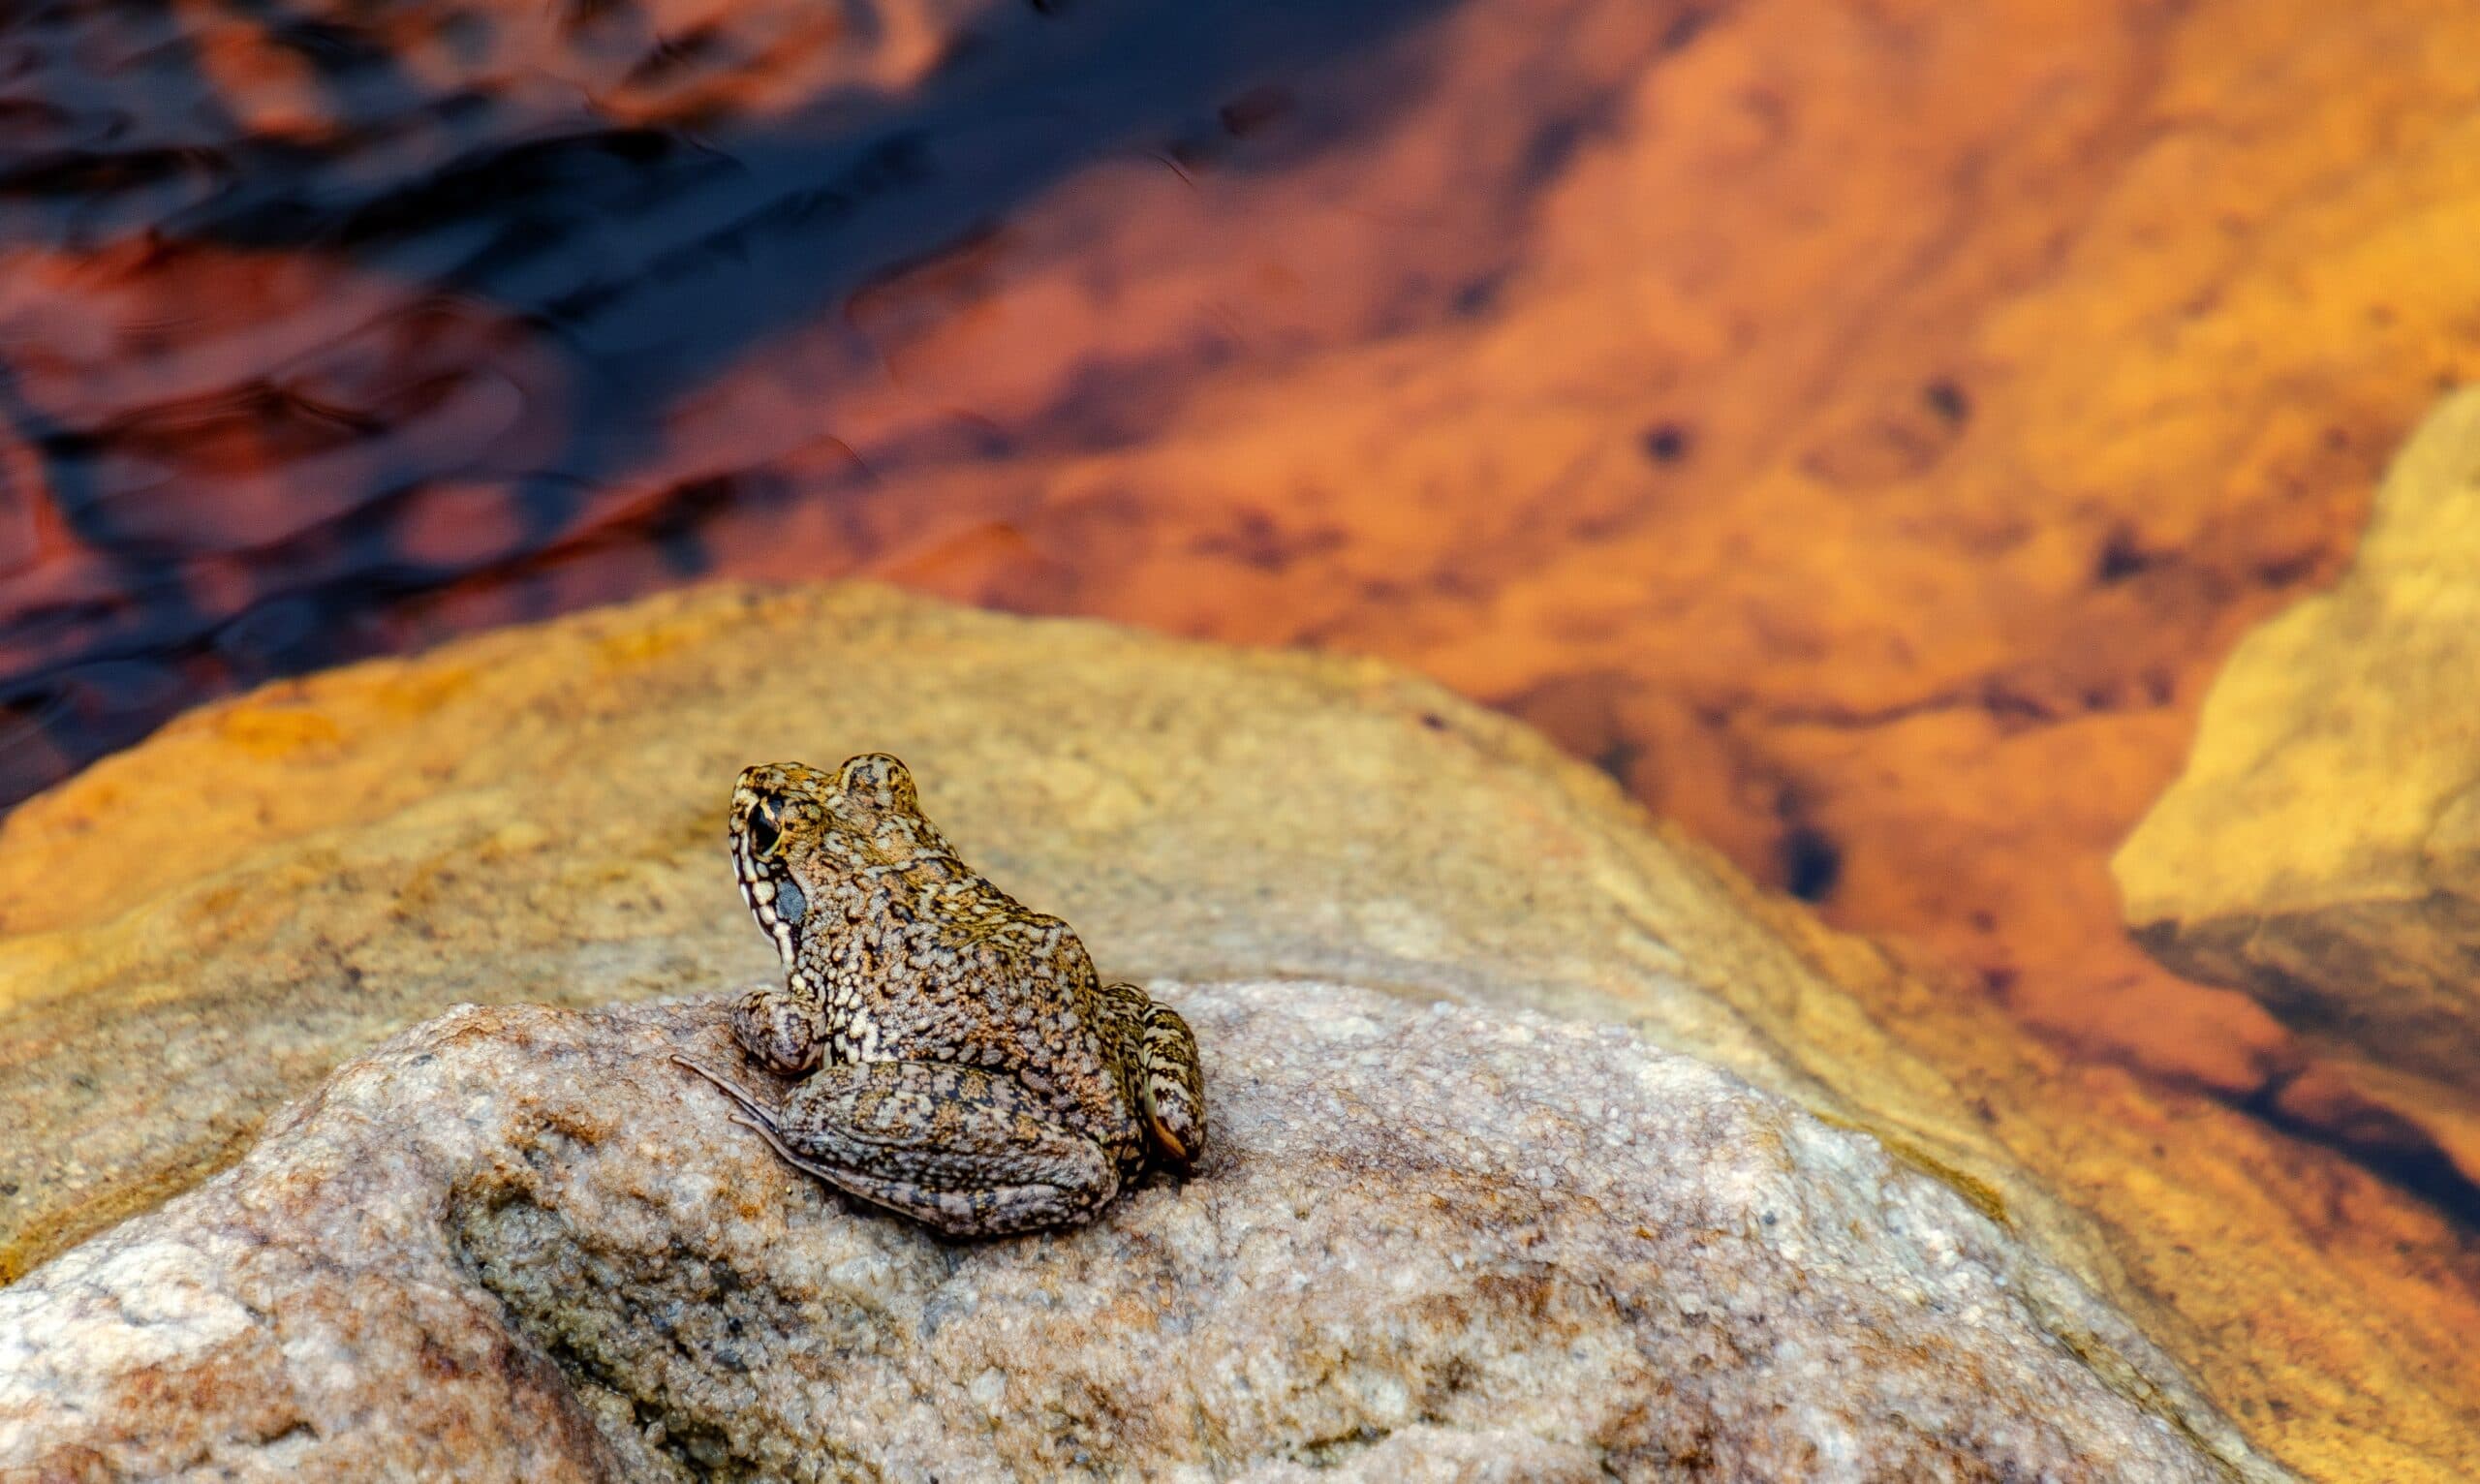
[0,984,2237,1482]
[2114,388,2480,1168]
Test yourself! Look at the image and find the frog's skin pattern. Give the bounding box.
[674,754,1207,1237]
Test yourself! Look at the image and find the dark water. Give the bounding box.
[0,0,1459,803]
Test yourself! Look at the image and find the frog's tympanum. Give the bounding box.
[673,754,1207,1237]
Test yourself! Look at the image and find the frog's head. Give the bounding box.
[728,754,926,966]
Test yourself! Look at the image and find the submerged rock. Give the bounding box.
[0,984,2234,1482]
[2115,388,2480,1154]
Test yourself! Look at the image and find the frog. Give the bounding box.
[670,753,1207,1237]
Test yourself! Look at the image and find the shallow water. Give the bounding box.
[0,0,1466,793]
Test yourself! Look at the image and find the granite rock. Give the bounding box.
[0,984,2238,1482]
[2114,388,2480,1151]
[0,583,2062,1300]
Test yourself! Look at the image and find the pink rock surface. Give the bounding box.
[0,983,2248,1481]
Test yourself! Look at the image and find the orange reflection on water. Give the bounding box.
[6,0,2480,1232]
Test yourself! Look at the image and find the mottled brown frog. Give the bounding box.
[672,754,1207,1237]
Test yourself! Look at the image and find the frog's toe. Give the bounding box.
[1138,1003,1207,1173]
[670,1053,778,1124]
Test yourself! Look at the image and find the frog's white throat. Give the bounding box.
[733,834,807,970]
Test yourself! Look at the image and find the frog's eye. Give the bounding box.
[746,801,783,859]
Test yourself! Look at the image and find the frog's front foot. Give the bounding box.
[671,1054,1118,1238]
[728,984,824,1075]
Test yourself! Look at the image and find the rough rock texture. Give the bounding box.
[0,985,2240,1482]
[0,582,2470,1479]
[2115,389,2480,1160]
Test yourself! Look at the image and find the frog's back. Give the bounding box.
[822,872,1138,1152]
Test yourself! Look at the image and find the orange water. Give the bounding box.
[6,0,2480,1219]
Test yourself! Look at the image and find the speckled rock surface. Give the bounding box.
[0,984,2241,1482]
[2114,388,2480,1163]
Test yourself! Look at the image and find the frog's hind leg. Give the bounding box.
[767,1061,1119,1238]
[1136,999,1208,1173]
